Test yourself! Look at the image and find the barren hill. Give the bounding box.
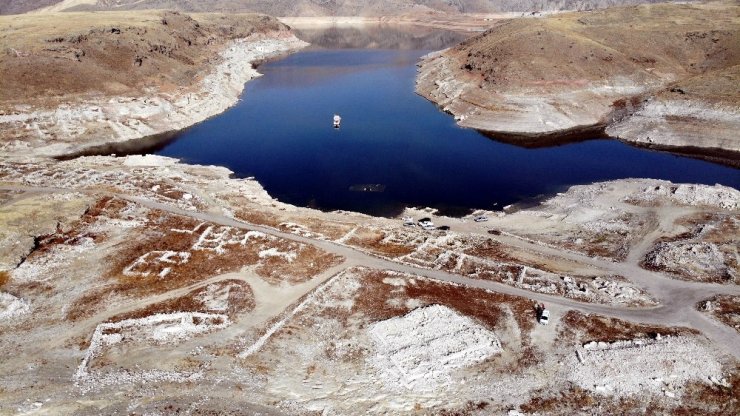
[3,0,680,16]
[0,11,288,104]
[416,1,740,164]
[0,11,306,157]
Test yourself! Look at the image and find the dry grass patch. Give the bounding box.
[671,369,740,415]
[0,270,9,289]
[255,244,343,285]
[557,310,696,346]
[700,295,740,333]
[520,387,599,414]
[339,269,536,341]
[66,285,117,321]
[521,368,740,415]
[13,281,53,295]
[295,217,355,241]
[436,401,490,416]
[27,196,129,258]
[234,208,282,228]
[0,11,289,106]
[111,212,341,292]
[68,209,340,320]
[106,279,255,323]
[346,229,416,258]
[463,238,517,262]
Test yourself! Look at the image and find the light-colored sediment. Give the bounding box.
[416,1,740,159]
[0,33,307,159]
[606,67,740,159]
[417,50,650,138]
[0,7,738,414]
[0,154,738,414]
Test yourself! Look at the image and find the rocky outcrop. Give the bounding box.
[416,50,643,144]
[606,66,740,164]
[416,2,740,161]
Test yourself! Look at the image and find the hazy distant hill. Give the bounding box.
[1,0,680,16]
[0,0,59,14]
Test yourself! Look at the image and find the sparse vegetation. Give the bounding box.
[234,208,282,228]
[699,295,740,333]
[642,213,739,283]
[463,238,515,262]
[106,280,255,323]
[65,207,341,320]
[0,270,9,288]
[0,11,289,107]
[557,310,696,345]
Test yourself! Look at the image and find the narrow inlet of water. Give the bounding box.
[152,25,738,217]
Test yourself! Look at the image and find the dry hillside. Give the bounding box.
[417,1,740,163]
[0,11,306,158]
[3,0,680,16]
[0,11,287,106]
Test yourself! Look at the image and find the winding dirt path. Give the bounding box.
[125,194,740,359]
[2,184,739,359]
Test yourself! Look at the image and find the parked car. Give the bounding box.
[473,215,489,222]
[418,218,435,230]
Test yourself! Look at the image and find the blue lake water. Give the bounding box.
[155,28,739,217]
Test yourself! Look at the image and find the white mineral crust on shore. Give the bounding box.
[0,34,308,158]
[368,304,501,391]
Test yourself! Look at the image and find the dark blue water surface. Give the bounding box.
[156,30,738,217]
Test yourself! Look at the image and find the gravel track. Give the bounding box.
[3,184,738,359]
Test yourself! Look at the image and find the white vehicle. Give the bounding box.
[333,114,341,128]
[474,215,489,222]
[538,309,550,325]
[418,219,435,230]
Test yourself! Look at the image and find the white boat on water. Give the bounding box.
[333,114,341,128]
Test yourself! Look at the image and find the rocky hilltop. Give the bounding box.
[0,11,306,158]
[3,0,680,16]
[416,1,740,165]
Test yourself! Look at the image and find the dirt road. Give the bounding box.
[3,184,738,359]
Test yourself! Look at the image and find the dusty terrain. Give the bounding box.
[416,1,740,164]
[699,295,740,333]
[7,0,681,16]
[0,11,307,158]
[0,154,738,414]
[0,5,738,414]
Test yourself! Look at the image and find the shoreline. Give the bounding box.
[0,32,308,161]
[415,51,740,170]
[413,2,740,167]
[279,14,520,32]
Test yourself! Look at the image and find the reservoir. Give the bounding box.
[154,26,739,217]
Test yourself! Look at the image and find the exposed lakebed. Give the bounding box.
[153,26,738,217]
